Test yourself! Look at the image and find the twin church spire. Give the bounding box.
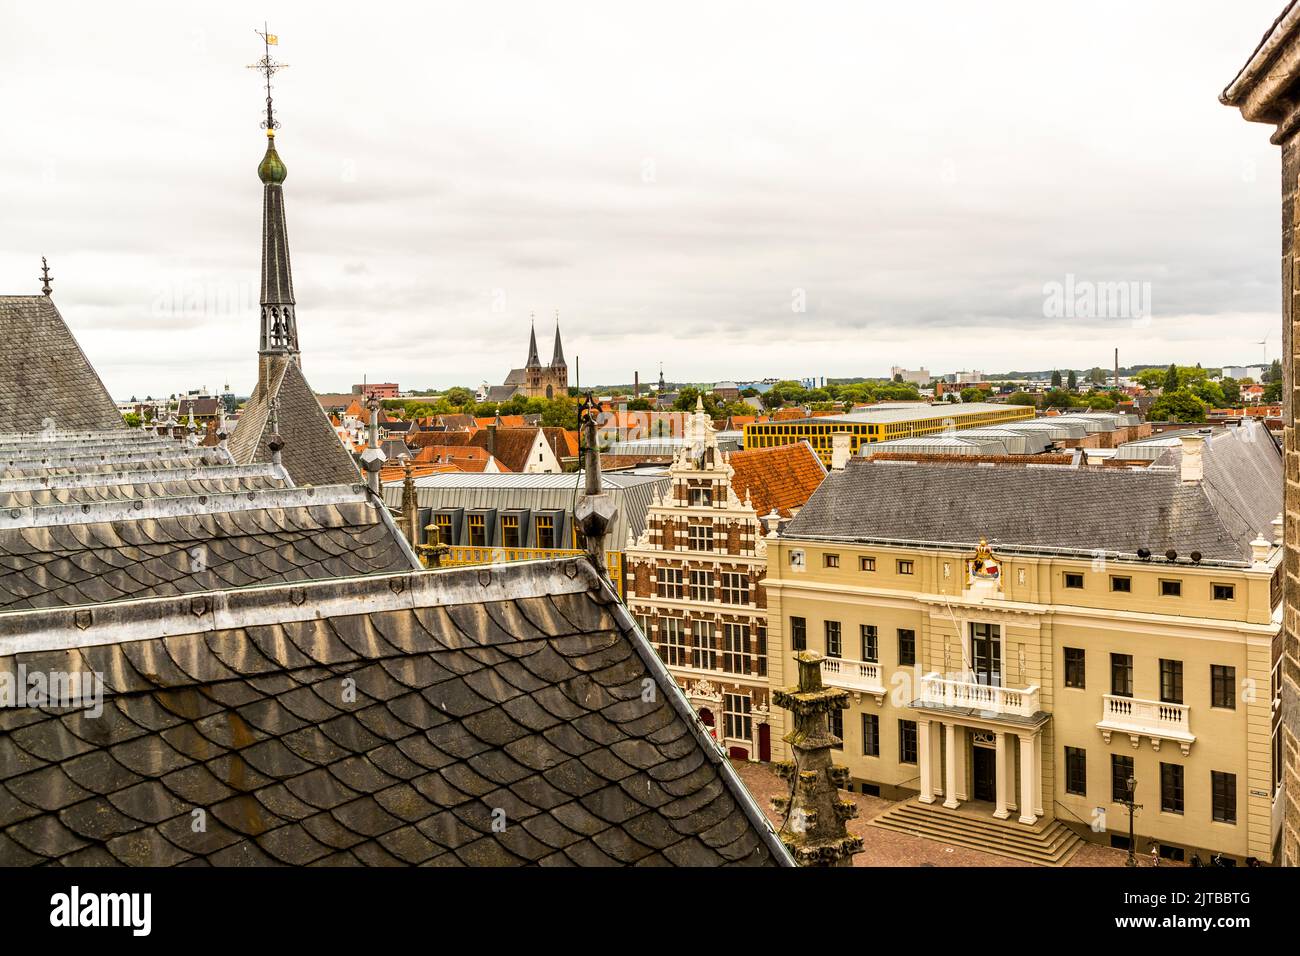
[526,312,566,370]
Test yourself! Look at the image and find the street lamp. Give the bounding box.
[1122,774,1143,868]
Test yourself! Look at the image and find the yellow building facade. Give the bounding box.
[743,403,1034,466]
[764,430,1284,863]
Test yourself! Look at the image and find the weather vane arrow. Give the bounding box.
[247,24,288,132]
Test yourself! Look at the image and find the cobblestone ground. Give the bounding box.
[732,760,1155,868]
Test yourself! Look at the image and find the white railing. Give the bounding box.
[918,673,1041,718]
[820,656,886,695]
[1098,695,1194,752]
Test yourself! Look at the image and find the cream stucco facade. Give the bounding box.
[764,533,1284,863]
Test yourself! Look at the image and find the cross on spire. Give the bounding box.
[39,257,52,297]
[247,24,288,134]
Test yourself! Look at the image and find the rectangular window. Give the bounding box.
[897,559,914,575]
[755,626,767,678]
[1064,746,1087,796]
[860,624,878,663]
[534,515,555,549]
[720,571,750,605]
[434,513,454,545]
[1159,659,1183,705]
[688,523,714,552]
[861,714,879,757]
[692,620,716,670]
[898,629,916,667]
[969,621,1001,686]
[1110,653,1133,698]
[824,621,841,658]
[1110,575,1131,593]
[659,617,687,667]
[898,719,918,764]
[829,709,843,749]
[1064,647,1086,689]
[1160,762,1184,815]
[1064,572,1084,589]
[1212,583,1235,601]
[1160,579,1181,597]
[1211,665,1236,709]
[1111,754,1134,803]
[723,623,751,675]
[723,693,752,741]
[501,515,520,548]
[688,487,713,507]
[859,556,876,572]
[657,567,684,600]
[468,514,487,547]
[1211,771,1236,824]
[790,616,807,652]
[823,553,840,568]
[689,569,714,602]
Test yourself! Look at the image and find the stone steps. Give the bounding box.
[869,800,1084,866]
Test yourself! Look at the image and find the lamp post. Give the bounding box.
[1122,774,1142,868]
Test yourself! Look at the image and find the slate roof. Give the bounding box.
[0,482,418,611]
[784,425,1281,565]
[0,296,123,433]
[0,559,791,866]
[230,357,362,487]
[729,441,826,518]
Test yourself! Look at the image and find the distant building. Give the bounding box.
[713,381,741,402]
[485,318,568,402]
[891,366,932,386]
[1221,366,1266,381]
[353,382,399,398]
[744,403,1035,467]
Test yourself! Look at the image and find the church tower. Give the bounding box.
[228,29,360,487]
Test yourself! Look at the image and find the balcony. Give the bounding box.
[819,656,887,703]
[1097,695,1194,755]
[916,673,1042,720]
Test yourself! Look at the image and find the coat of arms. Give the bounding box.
[968,538,1001,584]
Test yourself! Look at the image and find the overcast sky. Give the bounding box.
[0,1,1289,398]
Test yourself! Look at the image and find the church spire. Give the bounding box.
[248,27,298,357]
[551,310,566,368]
[526,312,541,367]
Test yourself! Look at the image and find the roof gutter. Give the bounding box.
[777,531,1257,570]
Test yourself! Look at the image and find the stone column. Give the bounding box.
[918,719,934,804]
[1033,731,1043,815]
[954,725,968,800]
[1018,734,1036,825]
[993,731,1009,819]
[943,722,960,809]
[1003,732,1017,811]
[931,720,944,797]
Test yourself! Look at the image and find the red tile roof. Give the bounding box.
[728,441,826,518]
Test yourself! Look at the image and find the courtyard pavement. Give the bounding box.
[732,760,1162,868]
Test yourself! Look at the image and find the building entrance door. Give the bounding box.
[972,744,997,803]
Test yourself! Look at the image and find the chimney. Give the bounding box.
[486,421,497,459]
[830,432,851,470]
[634,371,640,399]
[1178,434,1204,483]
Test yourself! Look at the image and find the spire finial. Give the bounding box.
[39,257,52,296]
[248,25,288,137]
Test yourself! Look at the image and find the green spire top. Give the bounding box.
[258,134,288,184]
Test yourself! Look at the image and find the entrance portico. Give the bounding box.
[911,676,1049,825]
